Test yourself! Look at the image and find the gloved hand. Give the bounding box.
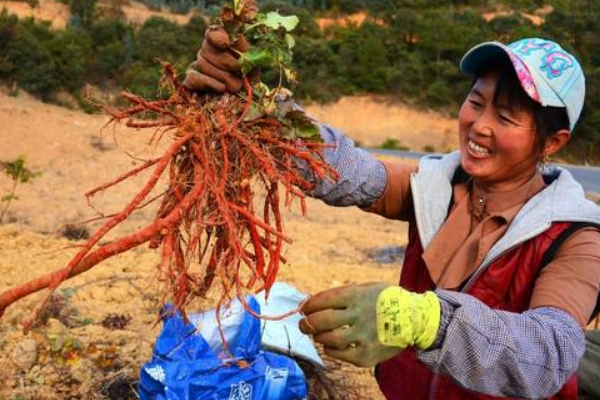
[299,283,441,367]
[183,25,247,93]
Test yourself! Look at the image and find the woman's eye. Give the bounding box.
[499,114,515,124]
[469,99,482,107]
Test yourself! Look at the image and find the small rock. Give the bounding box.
[11,338,38,371]
[365,245,405,265]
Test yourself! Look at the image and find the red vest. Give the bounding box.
[376,219,578,400]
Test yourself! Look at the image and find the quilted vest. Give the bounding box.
[375,219,579,400]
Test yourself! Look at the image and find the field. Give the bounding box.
[0,90,451,399]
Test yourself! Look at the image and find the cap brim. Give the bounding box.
[460,41,512,75]
[460,41,548,105]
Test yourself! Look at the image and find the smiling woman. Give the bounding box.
[186,34,600,400]
[458,56,571,192]
[460,70,542,191]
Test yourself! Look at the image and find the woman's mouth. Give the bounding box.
[467,140,492,157]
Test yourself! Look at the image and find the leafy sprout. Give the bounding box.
[228,2,321,142]
[238,12,298,80]
[0,155,41,224]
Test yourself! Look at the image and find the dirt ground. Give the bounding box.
[0,91,436,399]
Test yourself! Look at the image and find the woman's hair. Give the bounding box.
[474,56,570,157]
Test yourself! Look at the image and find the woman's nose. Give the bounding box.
[472,109,494,136]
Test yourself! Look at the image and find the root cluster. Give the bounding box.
[0,64,338,329]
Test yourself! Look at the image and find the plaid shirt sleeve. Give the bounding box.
[305,123,387,207]
[418,289,585,398]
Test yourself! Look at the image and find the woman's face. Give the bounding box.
[458,70,540,191]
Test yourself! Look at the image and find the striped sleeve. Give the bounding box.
[418,290,585,398]
[304,123,387,208]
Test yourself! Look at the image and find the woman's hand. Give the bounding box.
[182,25,249,93]
[299,283,400,367]
[299,283,441,367]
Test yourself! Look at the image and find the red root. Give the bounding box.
[0,66,339,332]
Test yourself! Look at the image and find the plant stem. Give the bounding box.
[0,169,22,225]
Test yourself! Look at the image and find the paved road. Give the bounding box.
[367,148,600,194]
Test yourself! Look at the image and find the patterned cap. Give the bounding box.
[460,38,585,131]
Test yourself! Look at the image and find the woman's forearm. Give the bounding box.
[305,123,387,207]
[418,290,585,398]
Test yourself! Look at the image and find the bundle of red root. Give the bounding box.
[0,65,338,331]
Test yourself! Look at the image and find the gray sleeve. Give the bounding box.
[418,290,585,399]
[306,123,387,207]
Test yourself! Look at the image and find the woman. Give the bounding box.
[184,35,600,399]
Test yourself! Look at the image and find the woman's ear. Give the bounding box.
[544,129,571,157]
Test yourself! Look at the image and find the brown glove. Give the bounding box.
[183,25,250,93]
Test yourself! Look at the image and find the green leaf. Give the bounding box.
[283,111,322,142]
[293,122,320,141]
[283,67,297,83]
[2,155,40,183]
[239,47,271,75]
[263,12,299,31]
[233,0,243,16]
[243,103,266,122]
[284,33,295,49]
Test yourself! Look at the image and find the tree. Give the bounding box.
[329,23,392,93]
[48,29,92,91]
[291,37,343,102]
[69,0,98,30]
[137,17,191,66]
[0,10,19,80]
[6,20,57,98]
[88,19,136,81]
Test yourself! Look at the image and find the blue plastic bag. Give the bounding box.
[139,297,308,400]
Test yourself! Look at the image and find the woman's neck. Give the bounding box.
[473,170,541,194]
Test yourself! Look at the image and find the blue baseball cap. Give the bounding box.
[460,38,585,131]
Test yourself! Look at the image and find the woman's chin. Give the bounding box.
[461,152,492,177]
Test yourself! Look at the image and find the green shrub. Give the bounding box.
[137,17,191,66]
[7,22,57,98]
[69,0,97,29]
[1,156,41,224]
[380,138,408,151]
[0,10,19,79]
[122,61,165,99]
[48,28,92,91]
[425,80,453,109]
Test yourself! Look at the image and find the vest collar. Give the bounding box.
[411,150,600,255]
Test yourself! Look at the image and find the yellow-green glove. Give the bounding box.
[299,283,441,367]
[376,286,441,350]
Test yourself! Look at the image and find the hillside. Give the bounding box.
[0,0,194,28]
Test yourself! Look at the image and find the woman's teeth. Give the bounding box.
[468,140,491,155]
